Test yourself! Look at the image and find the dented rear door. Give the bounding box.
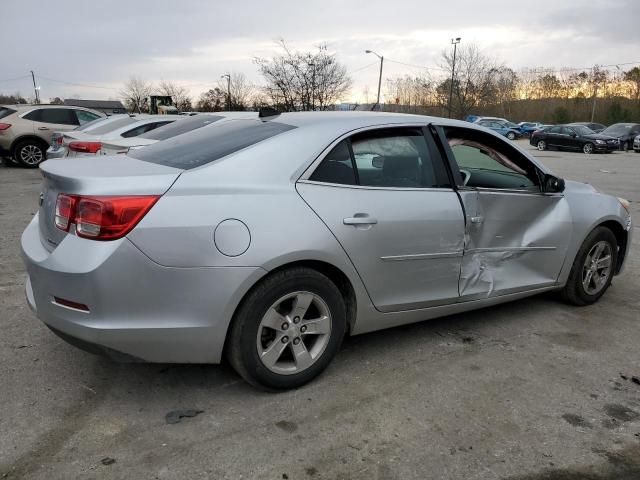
[457,188,572,299]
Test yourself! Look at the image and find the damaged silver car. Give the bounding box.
[21,112,632,390]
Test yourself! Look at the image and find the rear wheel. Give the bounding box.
[227,267,347,390]
[13,139,46,168]
[561,227,617,306]
[583,143,594,154]
[537,140,547,151]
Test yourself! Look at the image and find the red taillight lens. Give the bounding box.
[68,141,102,154]
[54,194,159,240]
[0,123,11,131]
[55,194,77,231]
[55,136,64,146]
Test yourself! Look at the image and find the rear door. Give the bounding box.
[25,108,79,144]
[297,125,465,312]
[435,125,572,299]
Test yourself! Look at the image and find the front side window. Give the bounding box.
[445,127,539,191]
[310,127,449,189]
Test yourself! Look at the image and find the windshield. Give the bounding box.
[129,119,296,169]
[603,124,633,135]
[505,121,518,128]
[572,125,594,135]
[85,116,139,134]
[139,115,223,140]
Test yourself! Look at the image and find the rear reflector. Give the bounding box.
[0,123,11,131]
[55,194,160,240]
[68,141,102,154]
[53,297,90,312]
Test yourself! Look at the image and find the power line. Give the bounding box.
[0,75,30,83]
[36,75,119,91]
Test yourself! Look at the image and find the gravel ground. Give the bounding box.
[1,142,639,479]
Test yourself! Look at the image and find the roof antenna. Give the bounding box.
[259,107,280,120]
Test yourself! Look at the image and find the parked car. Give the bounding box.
[21,112,632,390]
[476,118,523,140]
[100,112,257,155]
[600,123,640,151]
[0,104,104,167]
[633,135,640,153]
[47,114,139,159]
[517,122,545,135]
[64,116,177,157]
[568,122,606,133]
[530,124,619,153]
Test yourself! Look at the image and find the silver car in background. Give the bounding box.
[22,112,632,390]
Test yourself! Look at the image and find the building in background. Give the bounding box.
[63,99,126,115]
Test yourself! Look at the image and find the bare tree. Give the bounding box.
[255,41,352,111]
[217,73,254,110]
[196,88,227,112]
[119,77,153,113]
[158,80,193,112]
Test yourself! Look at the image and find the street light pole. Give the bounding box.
[448,37,461,118]
[221,74,231,111]
[30,70,40,104]
[365,50,384,110]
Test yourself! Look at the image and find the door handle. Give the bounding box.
[37,127,49,131]
[469,216,484,224]
[344,215,378,226]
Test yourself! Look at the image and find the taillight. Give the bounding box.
[68,141,102,154]
[55,136,64,146]
[0,123,11,131]
[54,194,159,240]
[54,194,77,231]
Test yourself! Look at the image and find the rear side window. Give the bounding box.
[0,107,16,120]
[129,120,297,169]
[310,127,449,188]
[25,108,78,125]
[120,121,173,138]
[139,115,223,140]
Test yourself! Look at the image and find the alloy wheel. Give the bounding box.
[19,144,44,166]
[582,241,613,295]
[583,143,594,154]
[537,140,546,151]
[256,291,332,375]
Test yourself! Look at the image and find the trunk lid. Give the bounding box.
[38,155,182,251]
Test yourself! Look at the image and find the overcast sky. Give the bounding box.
[1,0,638,103]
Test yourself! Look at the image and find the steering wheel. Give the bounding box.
[459,169,471,186]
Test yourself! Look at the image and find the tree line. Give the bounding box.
[4,42,640,124]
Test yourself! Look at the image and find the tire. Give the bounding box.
[12,139,47,168]
[623,141,630,152]
[227,267,347,390]
[506,131,516,140]
[583,143,594,154]
[537,140,547,151]
[561,227,618,306]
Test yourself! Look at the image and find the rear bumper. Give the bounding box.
[21,215,266,363]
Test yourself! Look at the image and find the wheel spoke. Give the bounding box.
[583,269,594,289]
[592,243,605,261]
[261,307,286,331]
[302,315,331,335]
[291,292,314,320]
[260,336,288,368]
[596,255,611,269]
[291,340,313,370]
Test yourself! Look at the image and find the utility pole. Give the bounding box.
[30,70,40,104]
[590,65,601,123]
[221,74,231,111]
[448,37,461,118]
[365,50,383,111]
[307,62,316,111]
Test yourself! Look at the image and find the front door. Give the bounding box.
[297,126,465,312]
[437,125,573,299]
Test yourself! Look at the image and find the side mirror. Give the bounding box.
[543,174,565,193]
[570,132,577,138]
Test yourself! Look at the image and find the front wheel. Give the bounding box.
[561,227,617,306]
[506,131,516,140]
[537,140,547,151]
[583,143,594,154]
[227,267,347,390]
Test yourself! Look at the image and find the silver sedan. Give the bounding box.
[21,112,632,390]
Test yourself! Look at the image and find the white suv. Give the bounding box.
[0,105,104,167]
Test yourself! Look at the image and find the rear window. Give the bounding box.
[129,120,296,169]
[0,107,16,120]
[87,116,138,134]
[139,115,223,140]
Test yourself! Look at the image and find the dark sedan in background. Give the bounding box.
[531,124,619,154]
[600,123,640,151]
